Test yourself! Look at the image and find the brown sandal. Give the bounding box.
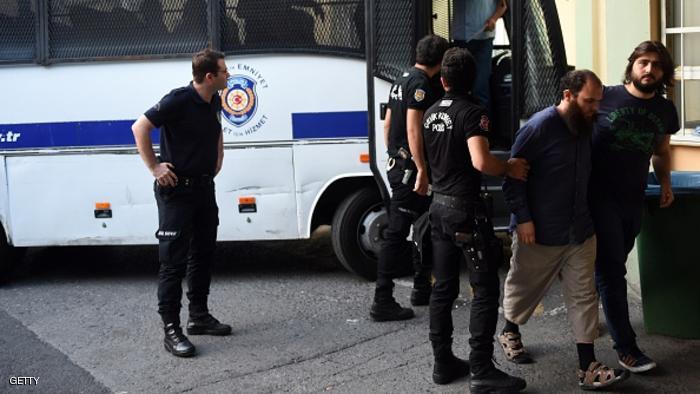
[578,361,630,390]
[498,332,533,364]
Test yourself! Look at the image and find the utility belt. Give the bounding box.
[387,147,417,185]
[177,174,214,187]
[432,192,476,212]
[433,192,503,272]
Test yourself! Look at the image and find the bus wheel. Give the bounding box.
[331,187,387,281]
[0,226,23,284]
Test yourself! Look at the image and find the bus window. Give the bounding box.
[0,0,36,62]
[48,0,209,59]
[225,0,363,56]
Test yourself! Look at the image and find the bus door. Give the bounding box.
[367,0,570,229]
[365,0,432,205]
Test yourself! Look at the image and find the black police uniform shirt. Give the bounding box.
[144,82,222,177]
[423,92,489,199]
[592,85,679,202]
[386,67,438,157]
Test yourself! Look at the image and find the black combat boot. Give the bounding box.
[370,299,414,321]
[186,314,232,336]
[431,339,470,384]
[370,280,414,322]
[163,323,195,357]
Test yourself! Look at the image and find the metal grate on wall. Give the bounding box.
[0,0,36,62]
[374,0,415,82]
[220,0,364,56]
[48,0,209,60]
[520,0,568,117]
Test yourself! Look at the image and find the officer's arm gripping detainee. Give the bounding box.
[502,123,538,244]
[467,135,528,180]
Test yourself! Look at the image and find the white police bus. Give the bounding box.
[0,0,567,282]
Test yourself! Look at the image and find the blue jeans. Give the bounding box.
[591,196,643,354]
[464,38,494,110]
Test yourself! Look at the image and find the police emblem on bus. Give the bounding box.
[221,75,258,127]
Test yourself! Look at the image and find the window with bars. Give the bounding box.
[0,0,36,62]
[663,0,700,140]
[0,0,364,64]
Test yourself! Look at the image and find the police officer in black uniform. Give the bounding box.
[132,48,232,358]
[422,47,528,390]
[370,35,450,322]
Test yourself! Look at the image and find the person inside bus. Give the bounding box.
[132,49,232,358]
[353,2,364,52]
[220,0,241,49]
[451,0,507,111]
[173,0,208,41]
[237,0,324,48]
[68,2,146,49]
[138,0,168,40]
[370,35,449,323]
[422,47,528,390]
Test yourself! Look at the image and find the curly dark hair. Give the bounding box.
[623,41,675,95]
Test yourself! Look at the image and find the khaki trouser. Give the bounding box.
[503,234,598,343]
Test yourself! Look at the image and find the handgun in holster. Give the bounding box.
[455,212,504,273]
[397,147,416,185]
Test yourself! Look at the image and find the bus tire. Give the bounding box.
[331,187,386,281]
[0,225,23,284]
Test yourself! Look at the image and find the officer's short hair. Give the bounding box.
[559,69,602,97]
[192,48,225,83]
[415,35,450,67]
[440,47,476,94]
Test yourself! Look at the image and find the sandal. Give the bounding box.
[498,331,533,364]
[578,361,630,390]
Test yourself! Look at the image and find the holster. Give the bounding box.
[454,205,503,272]
[394,147,416,185]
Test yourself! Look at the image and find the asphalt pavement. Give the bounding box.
[1,227,698,393]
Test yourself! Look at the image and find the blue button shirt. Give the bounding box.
[503,106,594,246]
[453,0,498,41]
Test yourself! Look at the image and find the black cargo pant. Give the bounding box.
[429,201,500,375]
[154,176,219,326]
[375,164,432,302]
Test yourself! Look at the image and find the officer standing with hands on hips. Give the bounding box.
[422,47,528,391]
[132,48,231,358]
[370,35,450,322]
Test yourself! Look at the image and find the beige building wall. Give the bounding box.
[555,0,650,85]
